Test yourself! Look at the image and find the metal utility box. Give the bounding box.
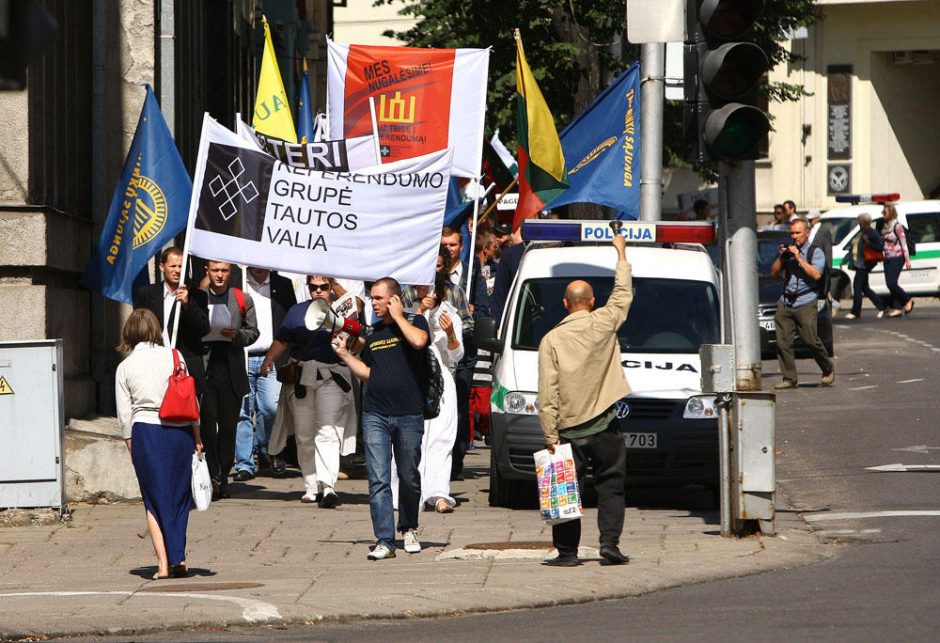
[0,339,66,512]
[700,344,735,393]
[730,392,775,534]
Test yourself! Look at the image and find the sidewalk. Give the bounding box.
[0,447,835,641]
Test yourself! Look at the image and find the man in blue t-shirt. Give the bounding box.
[334,276,429,561]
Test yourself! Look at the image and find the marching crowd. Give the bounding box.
[114,215,522,573]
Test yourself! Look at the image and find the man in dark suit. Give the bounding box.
[133,247,210,392]
[201,260,260,498]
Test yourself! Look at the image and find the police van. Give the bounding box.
[475,220,722,508]
[816,195,940,299]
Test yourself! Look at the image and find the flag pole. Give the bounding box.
[170,112,212,349]
[368,96,382,164]
[465,179,496,301]
[478,175,519,225]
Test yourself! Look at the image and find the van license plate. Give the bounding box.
[624,432,657,449]
[759,320,776,331]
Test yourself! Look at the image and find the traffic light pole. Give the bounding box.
[722,160,762,390]
[639,43,665,221]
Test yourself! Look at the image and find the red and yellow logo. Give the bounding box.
[343,46,455,162]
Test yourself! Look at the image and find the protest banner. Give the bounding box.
[236,119,379,172]
[326,40,488,178]
[186,115,452,285]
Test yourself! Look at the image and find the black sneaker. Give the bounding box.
[270,455,287,477]
[543,555,581,567]
[233,469,254,482]
[599,544,630,565]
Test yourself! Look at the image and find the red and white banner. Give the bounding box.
[326,40,489,178]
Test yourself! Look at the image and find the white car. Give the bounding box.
[476,220,722,508]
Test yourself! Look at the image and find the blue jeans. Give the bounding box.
[235,355,281,473]
[362,412,424,549]
[882,256,910,309]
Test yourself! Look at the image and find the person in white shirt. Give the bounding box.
[115,308,202,580]
[233,267,296,481]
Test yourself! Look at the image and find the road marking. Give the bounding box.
[892,445,940,455]
[0,591,281,623]
[867,463,940,472]
[817,529,881,535]
[848,385,878,391]
[805,511,940,522]
[897,378,924,384]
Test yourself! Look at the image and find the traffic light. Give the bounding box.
[683,0,770,163]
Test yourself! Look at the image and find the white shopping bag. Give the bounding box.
[534,443,583,525]
[191,452,212,512]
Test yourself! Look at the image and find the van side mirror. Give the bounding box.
[474,317,502,353]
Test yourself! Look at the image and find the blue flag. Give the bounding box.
[546,63,641,219]
[298,60,315,143]
[443,178,475,228]
[80,85,192,304]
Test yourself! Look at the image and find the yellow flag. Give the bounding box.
[253,16,296,142]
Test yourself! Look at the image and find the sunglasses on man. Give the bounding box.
[308,283,331,292]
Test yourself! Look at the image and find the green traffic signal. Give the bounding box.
[705,103,771,161]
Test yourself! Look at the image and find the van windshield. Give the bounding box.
[511,277,720,353]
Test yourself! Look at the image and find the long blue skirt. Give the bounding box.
[131,422,194,566]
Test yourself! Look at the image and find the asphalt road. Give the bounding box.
[64,301,940,642]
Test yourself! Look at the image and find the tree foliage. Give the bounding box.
[374,0,820,161]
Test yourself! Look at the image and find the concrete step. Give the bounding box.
[65,417,140,503]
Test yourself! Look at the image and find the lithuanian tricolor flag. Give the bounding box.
[514,29,568,229]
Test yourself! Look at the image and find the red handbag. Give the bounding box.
[159,349,200,423]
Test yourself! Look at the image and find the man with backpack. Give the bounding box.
[200,260,259,499]
[334,277,430,561]
[771,219,835,389]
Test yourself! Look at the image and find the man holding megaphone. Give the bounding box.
[261,276,356,508]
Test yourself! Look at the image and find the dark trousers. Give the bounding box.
[552,419,627,558]
[201,358,242,487]
[851,266,884,315]
[451,333,476,477]
[775,301,833,383]
[882,256,910,309]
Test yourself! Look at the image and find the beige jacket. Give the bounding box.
[537,260,633,444]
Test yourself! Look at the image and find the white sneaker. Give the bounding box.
[843,313,858,320]
[368,543,395,560]
[403,529,422,554]
[301,493,317,504]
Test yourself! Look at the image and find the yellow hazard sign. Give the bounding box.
[0,375,13,395]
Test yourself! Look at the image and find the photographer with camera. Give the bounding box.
[261,276,353,508]
[770,219,835,390]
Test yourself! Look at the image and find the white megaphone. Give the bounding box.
[303,298,363,335]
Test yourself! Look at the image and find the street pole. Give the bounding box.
[722,160,762,391]
[639,42,665,222]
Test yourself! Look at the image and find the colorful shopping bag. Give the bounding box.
[534,444,584,525]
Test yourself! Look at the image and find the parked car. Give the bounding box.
[757,230,834,359]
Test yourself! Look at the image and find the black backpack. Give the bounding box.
[896,223,917,257]
[406,314,443,419]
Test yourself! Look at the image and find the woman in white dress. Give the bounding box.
[392,264,464,513]
[416,269,464,512]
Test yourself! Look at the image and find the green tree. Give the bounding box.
[375,0,819,165]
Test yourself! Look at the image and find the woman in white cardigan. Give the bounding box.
[392,269,464,513]
[115,309,202,579]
